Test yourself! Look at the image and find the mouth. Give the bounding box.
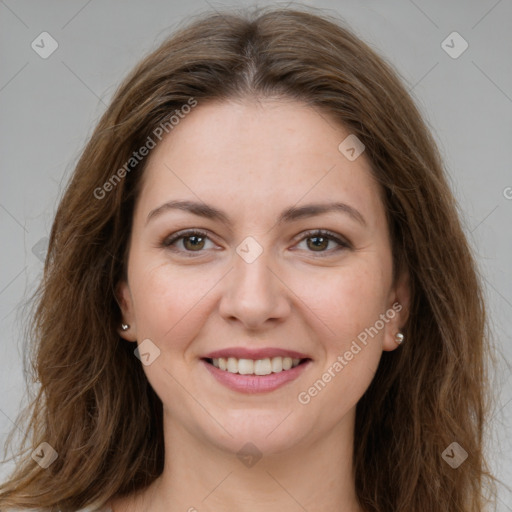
[200,355,312,394]
[200,347,313,393]
[202,356,311,376]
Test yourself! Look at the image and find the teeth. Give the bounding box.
[254,358,272,375]
[238,358,254,375]
[227,357,238,373]
[209,356,303,375]
[271,357,282,372]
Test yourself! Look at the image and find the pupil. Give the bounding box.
[185,235,204,250]
[308,236,327,251]
[183,235,328,252]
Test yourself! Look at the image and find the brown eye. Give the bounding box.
[182,234,206,251]
[306,235,330,252]
[162,230,215,256]
[296,229,350,256]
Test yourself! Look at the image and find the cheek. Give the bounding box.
[296,259,390,348]
[295,266,389,418]
[128,257,216,352]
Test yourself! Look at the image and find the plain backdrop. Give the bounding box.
[1,0,511,509]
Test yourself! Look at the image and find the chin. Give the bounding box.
[202,409,310,457]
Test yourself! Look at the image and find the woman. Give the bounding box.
[0,5,497,511]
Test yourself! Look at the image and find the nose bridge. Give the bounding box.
[218,238,289,328]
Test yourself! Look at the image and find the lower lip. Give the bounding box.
[202,359,312,394]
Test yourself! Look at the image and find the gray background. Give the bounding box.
[1,0,511,509]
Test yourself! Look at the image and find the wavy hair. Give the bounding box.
[0,5,497,511]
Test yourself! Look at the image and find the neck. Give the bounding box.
[130,407,363,512]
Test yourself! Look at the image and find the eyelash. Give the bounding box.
[161,229,351,257]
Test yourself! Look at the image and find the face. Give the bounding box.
[117,98,409,456]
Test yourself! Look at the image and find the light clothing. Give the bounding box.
[77,507,112,512]
[57,506,113,512]
[8,508,112,512]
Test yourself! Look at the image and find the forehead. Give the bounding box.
[136,98,385,228]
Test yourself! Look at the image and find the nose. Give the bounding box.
[218,246,291,331]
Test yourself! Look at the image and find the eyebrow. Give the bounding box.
[146,199,367,227]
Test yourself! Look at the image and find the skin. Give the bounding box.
[114,97,410,512]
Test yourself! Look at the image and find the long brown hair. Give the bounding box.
[0,5,497,511]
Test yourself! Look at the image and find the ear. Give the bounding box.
[382,270,411,352]
[115,280,137,342]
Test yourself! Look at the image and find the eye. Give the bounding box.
[161,228,351,258]
[294,229,350,256]
[161,229,216,256]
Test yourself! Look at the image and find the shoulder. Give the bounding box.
[5,508,111,512]
[79,507,112,512]
[75,506,112,512]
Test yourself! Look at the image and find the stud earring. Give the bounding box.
[395,332,404,345]
[121,323,130,331]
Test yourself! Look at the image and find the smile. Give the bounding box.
[206,356,304,375]
[201,357,312,393]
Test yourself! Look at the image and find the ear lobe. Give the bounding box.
[115,280,137,342]
[382,270,411,352]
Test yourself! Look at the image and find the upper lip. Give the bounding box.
[202,347,311,360]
